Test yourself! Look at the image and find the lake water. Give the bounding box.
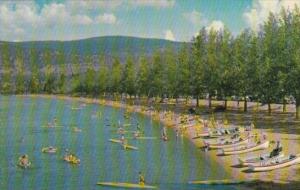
[0,96,244,190]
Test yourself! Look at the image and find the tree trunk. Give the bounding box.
[268,103,271,115]
[208,95,212,109]
[296,98,300,119]
[244,98,247,112]
[283,98,286,113]
[196,95,199,107]
[224,99,227,110]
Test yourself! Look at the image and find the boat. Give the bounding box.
[194,126,244,138]
[97,182,156,189]
[248,154,300,172]
[130,137,157,140]
[206,137,250,149]
[73,127,82,132]
[222,141,270,155]
[64,155,80,164]
[42,146,57,153]
[109,139,138,150]
[239,152,285,166]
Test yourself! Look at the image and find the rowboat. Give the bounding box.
[248,154,300,172]
[222,141,269,155]
[97,182,156,189]
[206,137,250,149]
[239,152,285,166]
[109,139,138,150]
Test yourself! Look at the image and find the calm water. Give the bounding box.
[0,96,244,190]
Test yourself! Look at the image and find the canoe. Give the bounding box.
[129,137,157,140]
[222,141,270,155]
[123,145,138,150]
[42,147,57,153]
[109,139,138,150]
[189,179,252,185]
[64,157,80,164]
[109,139,122,143]
[207,138,250,149]
[239,153,285,166]
[248,154,300,172]
[97,182,156,189]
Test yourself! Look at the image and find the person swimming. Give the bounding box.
[19,154,31,168]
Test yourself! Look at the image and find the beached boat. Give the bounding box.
[206,135,251,149]
[194,126,244,139]
[97,182,156,189]
[239,152,284,166]
[248,154,300,172]
[222,141,269,155]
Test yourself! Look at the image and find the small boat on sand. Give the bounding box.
[248,154,300,172]
[222,141,269,155]
[239,152,284,166]
[206,136,250,149]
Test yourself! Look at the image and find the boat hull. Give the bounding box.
[97,182,156,189]
[222,141,269,155]
[248,154,300,172]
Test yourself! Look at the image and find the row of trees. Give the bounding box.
[0,7,300,118]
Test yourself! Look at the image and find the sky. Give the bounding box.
[0,0,299,42]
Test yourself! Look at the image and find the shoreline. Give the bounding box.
[19,94,300,185]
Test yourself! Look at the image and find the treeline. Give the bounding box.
[0,8,300,118]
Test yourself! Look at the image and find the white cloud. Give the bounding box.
[206,20,224,32]
[128,0,175,8]
[95,13,117,24]
[0,1,118,40]
[164,30,175,41]
[66,0,123,12]
[183,10,202,25]
[243,0,300,31]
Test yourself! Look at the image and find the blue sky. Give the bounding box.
[0,0,299,42]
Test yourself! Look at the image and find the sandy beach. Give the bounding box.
[21,94,300,185]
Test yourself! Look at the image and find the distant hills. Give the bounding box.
[1,36,187,57]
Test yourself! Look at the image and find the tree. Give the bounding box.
[191,28,207,107]
[259,13,282,114]
[136,56,150,97]
[121,55,136,98]
[175,44,190,102]
[98,56,109,97]
[110,58,122,97]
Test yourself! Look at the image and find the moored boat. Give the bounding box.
[248,154,300,172]
[222,141,270,155]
